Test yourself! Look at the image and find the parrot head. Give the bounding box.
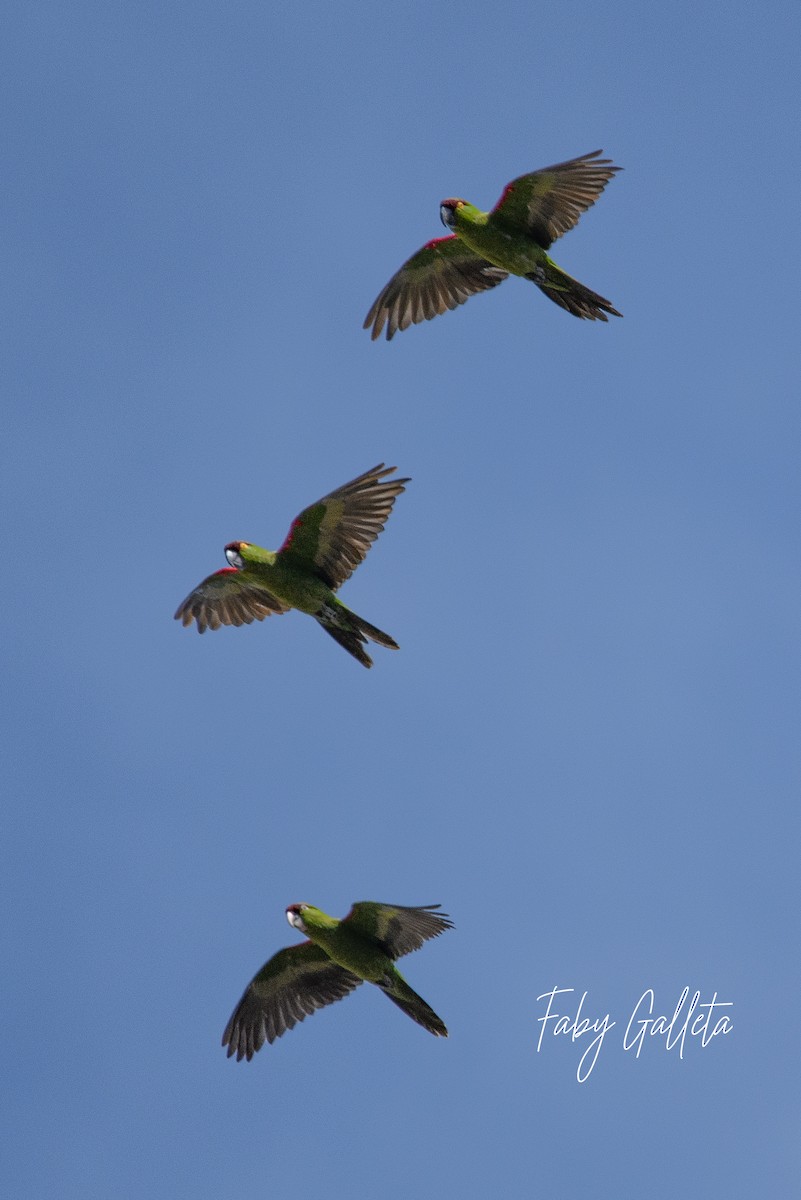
[439,199,465,230]
[286,903,311,932]
[225,541,275,568]
[225,541,249,569]
[286,904,338,934]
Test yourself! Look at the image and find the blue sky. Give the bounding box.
[3,2,800,1196]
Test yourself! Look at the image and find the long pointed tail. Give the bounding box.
[528,260,621,321]
[315,602,398,669]
[380,973,448,1037]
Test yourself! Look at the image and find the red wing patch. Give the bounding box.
[493,182,515,211]
[280,517,303,553]
[422,235,457,252]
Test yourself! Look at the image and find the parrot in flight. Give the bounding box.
[222,901,454,1060]
[174,464,408,667]
[365,149,622,340]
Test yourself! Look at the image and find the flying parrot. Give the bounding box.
[222,901,454,1060]
[364,149,622,340]
[174,463,408,668]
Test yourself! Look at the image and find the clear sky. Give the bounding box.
[3,2,800,1197]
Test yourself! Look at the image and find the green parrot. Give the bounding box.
[174,464,408,668]
[222,902,454,1060]
[365,149,622,340]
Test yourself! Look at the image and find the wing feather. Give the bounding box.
[364,235,508,340]
[343,902,454,960]
[491,149,621,248]
[174,567,288,634]
[277,463,409,591]
[222,942,362,1062]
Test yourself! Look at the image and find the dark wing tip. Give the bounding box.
[574,148,622,169]
[419,903,455,933]
[364,292,393,340]
[173,596,207,633]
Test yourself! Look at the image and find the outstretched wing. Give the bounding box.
[343,902,454,960]
[174,567,288,634]
[491,149,621,249]
[364,235,508,341]
[222,942,362,1062]
[276,464,409,591]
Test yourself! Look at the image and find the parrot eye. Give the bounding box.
[225,545,244,570]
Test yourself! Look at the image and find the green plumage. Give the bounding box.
[222,902,454,1061]
[174,463,408,667]
[364,149,622,340]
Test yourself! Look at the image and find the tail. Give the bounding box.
[528,259,621,321]
[315,601,398,669]
[380,972,448,1038]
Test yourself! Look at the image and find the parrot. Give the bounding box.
[364,149,622,340]
[174,463,408,668]
[222,901,454,1060]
